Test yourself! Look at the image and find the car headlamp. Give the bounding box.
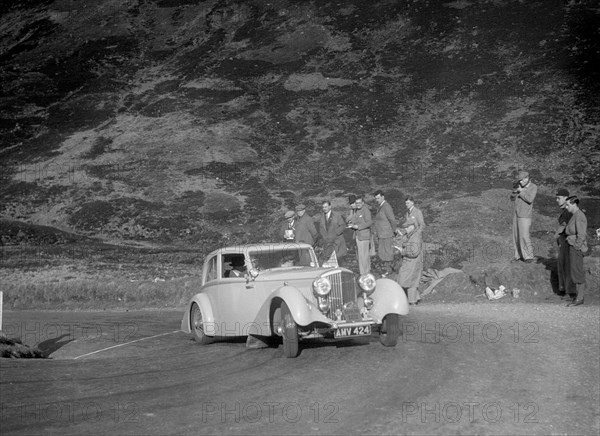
[312,277,332,296]
[358,273,376,295]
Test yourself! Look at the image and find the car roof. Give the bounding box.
[206,242,313,257]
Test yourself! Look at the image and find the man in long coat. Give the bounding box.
[396,196,425,304]
[317,200,347,266]
[294,204,317,246]
[554,188,573,299]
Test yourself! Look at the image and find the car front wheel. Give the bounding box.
[280,302,299,358]
[191,303,213,345]
[379,313,399,347]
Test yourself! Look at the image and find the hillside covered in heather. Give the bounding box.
[1,0,599,307]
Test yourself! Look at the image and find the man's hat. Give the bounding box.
[295,204,306,211]
[348,194,357,204]
[284,210,295,219]
[555,188,569,197]
[517,170,529,180]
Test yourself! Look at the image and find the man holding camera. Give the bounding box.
[510,170,538,263]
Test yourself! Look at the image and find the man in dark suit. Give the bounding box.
[373,190,396,277]
[317,200,347,266]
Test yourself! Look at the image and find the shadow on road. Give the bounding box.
[37,334,75,358]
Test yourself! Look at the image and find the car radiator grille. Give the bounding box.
[325,270,358,317]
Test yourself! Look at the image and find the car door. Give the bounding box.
[217,251,268,337]
[200,254,220,323]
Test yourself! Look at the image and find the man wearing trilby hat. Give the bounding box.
[554,188,573,297]
[510,170,538,263]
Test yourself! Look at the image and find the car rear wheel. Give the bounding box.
[379,313,399,347]
[191,303,213,345]
[280,302,299,358]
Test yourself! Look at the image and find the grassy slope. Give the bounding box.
[0,0,598,308]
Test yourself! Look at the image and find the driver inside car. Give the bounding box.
[279,255,296,267]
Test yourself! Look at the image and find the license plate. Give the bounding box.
[334,325,371,338]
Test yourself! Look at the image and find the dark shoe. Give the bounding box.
[510,258,521,263]
[523,259,535,264]
[568,299,584,307]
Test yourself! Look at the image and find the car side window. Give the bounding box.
[205,256,218,282]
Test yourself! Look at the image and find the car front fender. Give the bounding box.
[369,278,410,321]
[180,293,216,335]
[248,286,332,336]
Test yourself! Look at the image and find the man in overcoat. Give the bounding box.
[396,196,425,304]
[294,204,317,246]
[554,188,573,298]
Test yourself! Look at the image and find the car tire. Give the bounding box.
[379,313,399,347]
[280,302,300,358]
[191,303,213,345]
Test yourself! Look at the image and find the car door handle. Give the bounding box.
[246,284,255,289]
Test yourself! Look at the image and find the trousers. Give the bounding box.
[356,238,371,275]
[513,215,534,260]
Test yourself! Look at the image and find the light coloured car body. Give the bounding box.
[181,242,409,356]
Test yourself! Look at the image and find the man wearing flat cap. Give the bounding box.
[554,188,574,297]
[510,170,537,263]
[294,204,317,246]
[281,210,296,241]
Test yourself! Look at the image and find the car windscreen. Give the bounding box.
[248,248,315,269]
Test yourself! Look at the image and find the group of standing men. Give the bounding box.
[278,170,590,308]
[281,191,425,305]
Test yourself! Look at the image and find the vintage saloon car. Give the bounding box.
[181,243,409,357]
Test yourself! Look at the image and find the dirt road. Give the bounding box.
[1,303,598,435]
